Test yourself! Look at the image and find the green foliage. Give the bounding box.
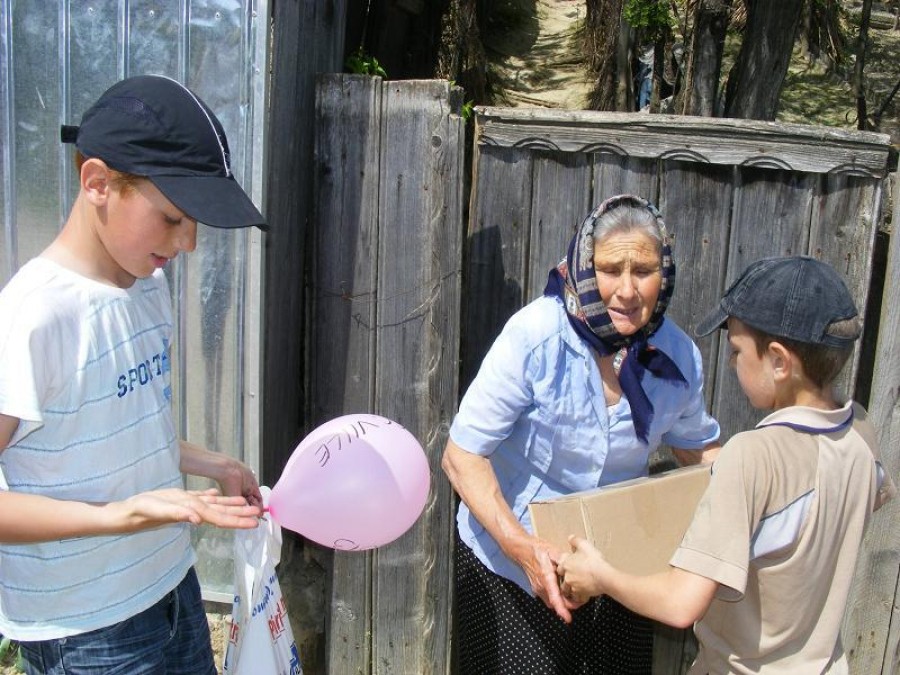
[345,48,387,78]
[623,0,674,40]
[0,634,24,672]
[448,80,475,122]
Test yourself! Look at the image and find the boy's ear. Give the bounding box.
[80,158,112,206]
[767,341,793,382]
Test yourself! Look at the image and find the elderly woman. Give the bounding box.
[442,195,721,674]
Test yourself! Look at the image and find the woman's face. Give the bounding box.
[593,230,662,335]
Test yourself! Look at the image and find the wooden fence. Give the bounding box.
[850,171,900,675]
[308,75,465,675]
[465,108,898,674]
[301,80,899,673]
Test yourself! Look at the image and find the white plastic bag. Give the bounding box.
[222,506,302,675]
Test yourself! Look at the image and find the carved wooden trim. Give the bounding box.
[475,107,893,177]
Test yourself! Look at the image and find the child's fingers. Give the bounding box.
[567,534,601,558]
[567,533,588,551]
[187,488,221,497]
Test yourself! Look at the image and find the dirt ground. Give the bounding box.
[486,0,900,142]
[486,0,594,108]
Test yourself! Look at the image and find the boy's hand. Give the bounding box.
[120,488,262,531]
[179,441,264,508]
[557,535,609,604]
[217,460,264,508]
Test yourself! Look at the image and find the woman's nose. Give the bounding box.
[617,273,637,298]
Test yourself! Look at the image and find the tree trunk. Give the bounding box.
[586,0,627,110]
[435,0,488,102]
[853,0,873,130]
[649,33,670,112]
[681,0,733,116]
[798,0,846,71]
[616,20,636,110]
[723,0,804,120]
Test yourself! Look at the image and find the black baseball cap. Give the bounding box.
[61,75,267,230]
[696,255,859,348]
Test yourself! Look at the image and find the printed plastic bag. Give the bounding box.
[223,504,302,675]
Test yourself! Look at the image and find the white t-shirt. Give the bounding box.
[0,258,194,641]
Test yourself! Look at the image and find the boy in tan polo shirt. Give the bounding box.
[557,255,895,674]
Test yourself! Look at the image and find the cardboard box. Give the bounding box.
[529,464,711,576]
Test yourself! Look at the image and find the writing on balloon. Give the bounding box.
[333,538,360,551]
[314,417,398,467]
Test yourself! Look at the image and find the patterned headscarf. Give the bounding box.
[543,194,686,443]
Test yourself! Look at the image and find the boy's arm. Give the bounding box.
[0,414,260,543]
[0,413,18,452]
[178,440,263,507]
[0,488,261,543]
[558,535,718,629]
[672,441,720,466]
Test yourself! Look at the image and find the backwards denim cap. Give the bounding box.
[695,255,859,348]
[61,75,266,230]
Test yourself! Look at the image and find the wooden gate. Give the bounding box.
[305,85,897,673]
[464,108,897,673]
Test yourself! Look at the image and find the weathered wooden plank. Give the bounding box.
[266,3,348,673]
[314,73,382,675]
[526,151,592,301]
[808,174,883,399]
[475,108,892,177]
[648,162,734,674]
[652,622,698,675]
[710,168,816,442]
[372,79,463,675]
[265,0,347,482]
[659,160,734,394]
[461,144,533,390]
[430,100,466,675]
[843,175,900,675]
[591,153,660,210]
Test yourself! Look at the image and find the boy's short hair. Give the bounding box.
[74,150,142,195]
[696,255,861,386]
[740,319,860,388]
[61,75,266,230]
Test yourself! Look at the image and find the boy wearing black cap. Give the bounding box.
[0,75,266,674]
[558,255,895,674]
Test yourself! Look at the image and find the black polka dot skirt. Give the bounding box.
[455,536,653,675]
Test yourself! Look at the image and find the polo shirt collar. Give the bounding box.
[756,400,854,434]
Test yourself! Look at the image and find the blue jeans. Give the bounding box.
[19,568,217,675]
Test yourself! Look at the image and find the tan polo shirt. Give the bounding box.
[671,402,894,675]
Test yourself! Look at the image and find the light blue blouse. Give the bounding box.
[450,295,720,592]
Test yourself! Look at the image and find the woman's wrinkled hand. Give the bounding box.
[510,535,585,623]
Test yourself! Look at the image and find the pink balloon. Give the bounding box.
[267,414,431,550]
